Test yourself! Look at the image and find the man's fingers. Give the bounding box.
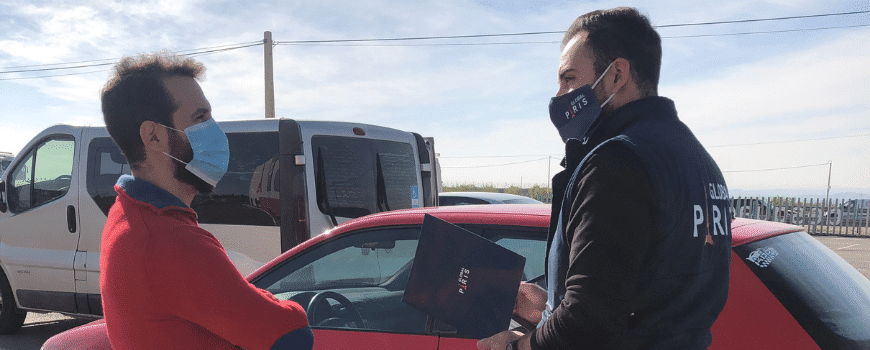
[477,331,511,350]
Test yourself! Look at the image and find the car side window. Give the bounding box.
[493,237,546,280]
[254,227,430,334]
[8,138,75,213]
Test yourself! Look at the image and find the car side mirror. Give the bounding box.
[0,180,7,213]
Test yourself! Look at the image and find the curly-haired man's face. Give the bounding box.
[162,76,215,194]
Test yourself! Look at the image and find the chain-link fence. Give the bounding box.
[533,195,869,237]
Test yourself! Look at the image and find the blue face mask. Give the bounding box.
[549,61,616,143]
[160,119,230,186]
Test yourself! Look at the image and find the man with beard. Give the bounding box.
[478,7,731,350]
[99,53,313,350]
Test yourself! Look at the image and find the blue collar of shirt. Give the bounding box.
[116,175,188,209]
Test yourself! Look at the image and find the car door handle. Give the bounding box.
[67,205,77,233]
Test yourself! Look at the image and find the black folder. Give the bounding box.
[403,214,526,339]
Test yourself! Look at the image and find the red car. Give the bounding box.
[43,205,870,349]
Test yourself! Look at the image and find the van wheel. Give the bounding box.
[0,269,27,334]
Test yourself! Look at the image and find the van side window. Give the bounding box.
[8,138,75,214]
[86,137,131,215]
[87,133,280,227]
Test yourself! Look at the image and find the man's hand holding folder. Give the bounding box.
[513,282,547,329]
[478,282,546,350]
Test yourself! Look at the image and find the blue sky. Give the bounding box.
[1,0,868,196]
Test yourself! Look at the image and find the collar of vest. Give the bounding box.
[116,174,189,209]
[562,96,678,169]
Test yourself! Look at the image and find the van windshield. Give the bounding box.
[313,136,418,219]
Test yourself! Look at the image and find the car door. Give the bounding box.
[251,226,438,350]
[0,132,81,313]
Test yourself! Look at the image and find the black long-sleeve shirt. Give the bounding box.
[532,143,656,349]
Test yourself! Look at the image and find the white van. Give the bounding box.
[0,119,439,333]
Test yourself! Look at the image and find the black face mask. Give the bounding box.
[548,61,615,143]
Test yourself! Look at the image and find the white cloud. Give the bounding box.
[0,123,46,154]
[665,28,870,133]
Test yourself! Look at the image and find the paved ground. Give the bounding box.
[0,312,93,350]
[814,235,870,278]
[3,236,869,350]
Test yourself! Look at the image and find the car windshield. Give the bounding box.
[733,231,870,348]
[250,222,547,335]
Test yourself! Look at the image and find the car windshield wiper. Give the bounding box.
[315,147,338,227]
[375,153,390,212]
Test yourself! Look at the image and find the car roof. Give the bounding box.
[439,191,540,201]
[332,204,552,234]
[248,205,551,280]
[731,218,804,246]
[248,206,805,280]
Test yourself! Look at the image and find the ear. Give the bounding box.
[607,57,633,95]
[140,120,169,154]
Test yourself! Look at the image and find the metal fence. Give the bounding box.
[534,195,870,237]
[730,197,869,237]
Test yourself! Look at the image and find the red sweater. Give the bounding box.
[100,176,311,349]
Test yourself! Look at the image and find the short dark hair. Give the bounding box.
[100,52,205,168]
[562,7,661,96]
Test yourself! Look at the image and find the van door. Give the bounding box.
[0,130,81,313]
[78,133,131,315]
[193,129,284,275]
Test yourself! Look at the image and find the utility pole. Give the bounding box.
[825,160,832,212]
[547,156,551,189]
[264,31,276,119]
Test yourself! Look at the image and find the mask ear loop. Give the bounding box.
[591,61,617,108]
[149,123,190,165]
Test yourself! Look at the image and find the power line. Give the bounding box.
[0,68,109,81]
[442,131,870,158]
[656,10,869,28]
[440,154,556,159]
[279,40,561,47]
[0,41,263,74]
[276,11,870,45]
[708,132,870,148]
[274,23,870,47]
[276,31,561,44]
[662,24,870,38]
[0,42,264,80]
[442,157,549,168]
[274,10,868,45]
[723,162,830,173]
[2,10,867,73]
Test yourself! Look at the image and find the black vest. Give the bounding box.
[545,97,731,349]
